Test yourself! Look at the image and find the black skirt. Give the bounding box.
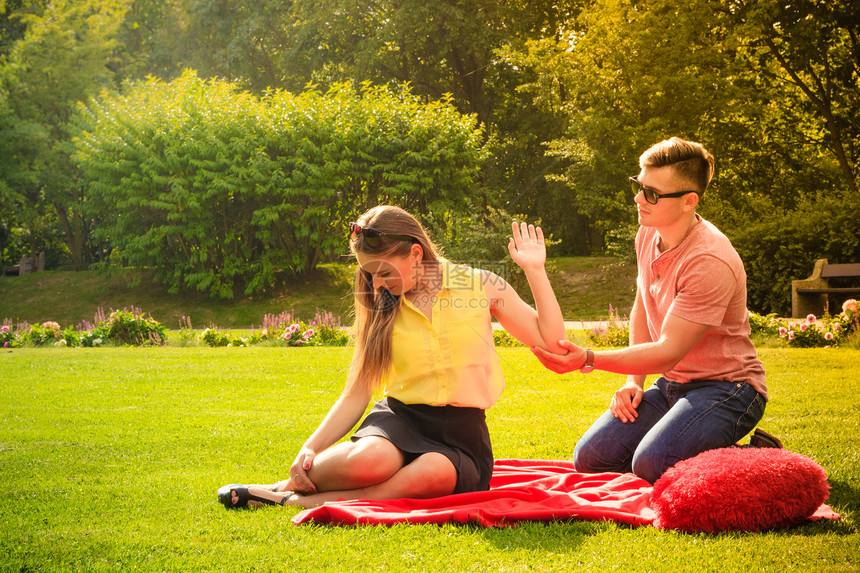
[351,397,493,494]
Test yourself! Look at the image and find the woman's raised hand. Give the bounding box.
[507,221,546,272]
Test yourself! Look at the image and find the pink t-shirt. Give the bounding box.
[635,216,768,400]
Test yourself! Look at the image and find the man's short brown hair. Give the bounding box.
[639,137,715,195]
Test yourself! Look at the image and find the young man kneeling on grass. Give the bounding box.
[532,137,781,484]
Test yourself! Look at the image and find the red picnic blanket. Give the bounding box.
[292,458,655,527]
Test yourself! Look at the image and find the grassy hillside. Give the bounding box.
[0,257,636,328]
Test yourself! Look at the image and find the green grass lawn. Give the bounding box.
[0,257,637,328]
[1,346,857,572]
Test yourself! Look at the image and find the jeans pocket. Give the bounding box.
[732,389,765,443]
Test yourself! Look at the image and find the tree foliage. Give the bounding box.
[499,0,860,312]
[0,0,129,268]
[72,71,487,298]
[133,0,586,248]
[2,0,859,315]
[727,0,860,196]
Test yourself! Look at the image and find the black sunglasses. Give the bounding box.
[349,222,414,247]
[629,176,698,205]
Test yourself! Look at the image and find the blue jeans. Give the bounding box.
[573,378,766,484]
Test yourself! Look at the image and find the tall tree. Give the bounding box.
[501,0,751,249]
[726,0,860,197]
[501,0,857,253]
[0,0,129,268]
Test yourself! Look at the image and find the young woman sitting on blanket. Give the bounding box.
[218,205,566,509]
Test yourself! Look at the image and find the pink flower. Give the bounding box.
[800,323,808,331]
[833,323,840,331]
[788,331,795,340]
[3,342,8,348]
[1,325,9,333]
[283,332,292,340]
[806,314,816,323]
[778,327,787,337]
[825,332,834,341]
[843,299,858,313]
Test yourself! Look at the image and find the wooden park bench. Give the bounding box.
[791,258,860,318]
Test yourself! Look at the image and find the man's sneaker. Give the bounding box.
[749,428,783,448]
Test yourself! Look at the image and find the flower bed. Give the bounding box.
[750,299,858,348]
[2,307,166,348]
[2,307,350,348]
[4,300,856,350]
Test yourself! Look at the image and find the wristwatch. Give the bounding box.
[579,348,595,373]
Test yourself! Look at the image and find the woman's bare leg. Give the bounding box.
[301,436,408,491]
[230,438,457,508]
[287,451,457,507]
[228,436,406,507]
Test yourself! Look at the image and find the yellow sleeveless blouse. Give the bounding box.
[383,262,505,409]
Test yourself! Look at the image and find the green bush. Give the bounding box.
[748,311,781,337]
[79,325,110,347]
[72,72,488,299]
[308,309,350,347]
[18,321,82,347]
[314,326,350,347]
[103,308,167,346]
[24,321,64,346]
[0,323,18,348]
[199,328,233,347]
[730,191,860,316]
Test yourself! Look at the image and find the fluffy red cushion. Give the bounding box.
[651,448,830,533]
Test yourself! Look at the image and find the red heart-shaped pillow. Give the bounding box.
[651,448,830,533]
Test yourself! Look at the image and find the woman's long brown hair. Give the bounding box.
[347,205,441,395]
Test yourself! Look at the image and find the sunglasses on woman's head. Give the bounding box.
[629,176,699,205]
[349,222,414,247]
